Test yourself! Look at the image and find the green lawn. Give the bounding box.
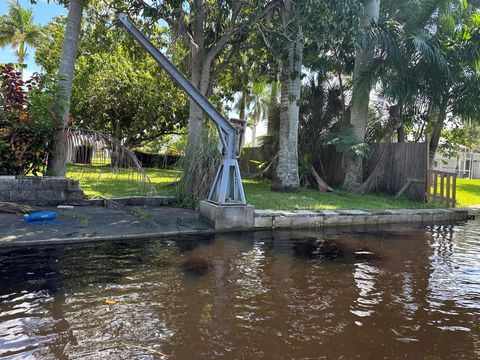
[67,164,179,199]
[242,178,434,210]
[67,165,438,210]
[456,178,480,207]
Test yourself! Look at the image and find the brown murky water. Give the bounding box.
[0,221,479,359]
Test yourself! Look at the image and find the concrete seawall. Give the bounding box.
[253,208,469,229]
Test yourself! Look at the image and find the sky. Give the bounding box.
[0,0,66,77]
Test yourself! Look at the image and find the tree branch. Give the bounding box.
[204,0,281,68]
[210,43,242,82]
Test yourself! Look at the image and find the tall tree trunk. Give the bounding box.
[239,90,247,120]
[397,125,405,142]
[272,13,303,192]
[397,103,405,142]
[267,81,278,136]
[343,0,380,191]
[429,95,449,167]
[183,0,206,161]
[184,55,204,158]
[111,118,122,168]
[17,41,26,78]
[251,120,257,147]
[47,0,84,176]
[184,61,211,153]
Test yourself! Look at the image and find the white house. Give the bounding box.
[433,145,480,179]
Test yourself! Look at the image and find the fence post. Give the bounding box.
[440,174,445,205]
[452,173,457,207]
[425,169,432,202]
[446,174,451,207]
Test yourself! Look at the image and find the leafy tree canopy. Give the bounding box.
[35,13,188,147]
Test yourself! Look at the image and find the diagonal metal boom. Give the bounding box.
[118,13,246,205]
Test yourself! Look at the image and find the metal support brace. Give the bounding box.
[118,14,246,205]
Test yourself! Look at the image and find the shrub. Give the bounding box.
[0,65,61,175]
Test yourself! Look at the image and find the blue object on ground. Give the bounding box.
[23,212,58,223]
[25,220,58,225]
[23,219,59,225]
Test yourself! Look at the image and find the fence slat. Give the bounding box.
[452,174,457,207]
[446,175,451,207]
[427,169,456,208]
[440,175,445,205]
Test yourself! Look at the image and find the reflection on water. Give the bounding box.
[0,222,479,359]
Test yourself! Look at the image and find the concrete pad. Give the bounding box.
[0,205,212,247]
[199,200,254,230]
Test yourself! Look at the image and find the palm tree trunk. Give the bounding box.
[17,41,26,78]
[397,125,405,142]
[47,0,84,176]
[272,17,303,192]
[251,120,257,147]
[239,90,247,120]
[344,0,380,191]
[267,81,278,136]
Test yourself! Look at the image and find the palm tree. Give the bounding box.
[0,0,40,70]
[427,1,480,166]
[355,0,477,170]
[234,82,270,147]
[343,0,381,191]
[234,85,250,123]
[47,0,84,176]
[247,82,269,147]
[344,0,463,190]
[272,0,303,192]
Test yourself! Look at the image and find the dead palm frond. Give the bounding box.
[63,127,157,196]
[0,201,36,214]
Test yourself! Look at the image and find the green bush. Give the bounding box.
[0,65,61,175]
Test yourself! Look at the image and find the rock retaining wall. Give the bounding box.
[254,208,469,229]
[0,176,85,206]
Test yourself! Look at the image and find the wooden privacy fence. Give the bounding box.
[364,142,428,202]
[427,169,457,207]
[239,143,431,202]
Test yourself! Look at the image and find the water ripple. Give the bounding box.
[0,224,478,359]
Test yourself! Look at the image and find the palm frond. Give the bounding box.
[351,58,384,106]
[0,0,40,63]
[359,19,403,64]
[410,31,451,80]
[405,0,446,31]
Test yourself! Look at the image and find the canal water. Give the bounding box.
[0,221,479,359]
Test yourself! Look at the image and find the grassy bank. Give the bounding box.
[456,178,480,207]
[242,178,434,210]
[67,165,437,210]
[67,165,179,198]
